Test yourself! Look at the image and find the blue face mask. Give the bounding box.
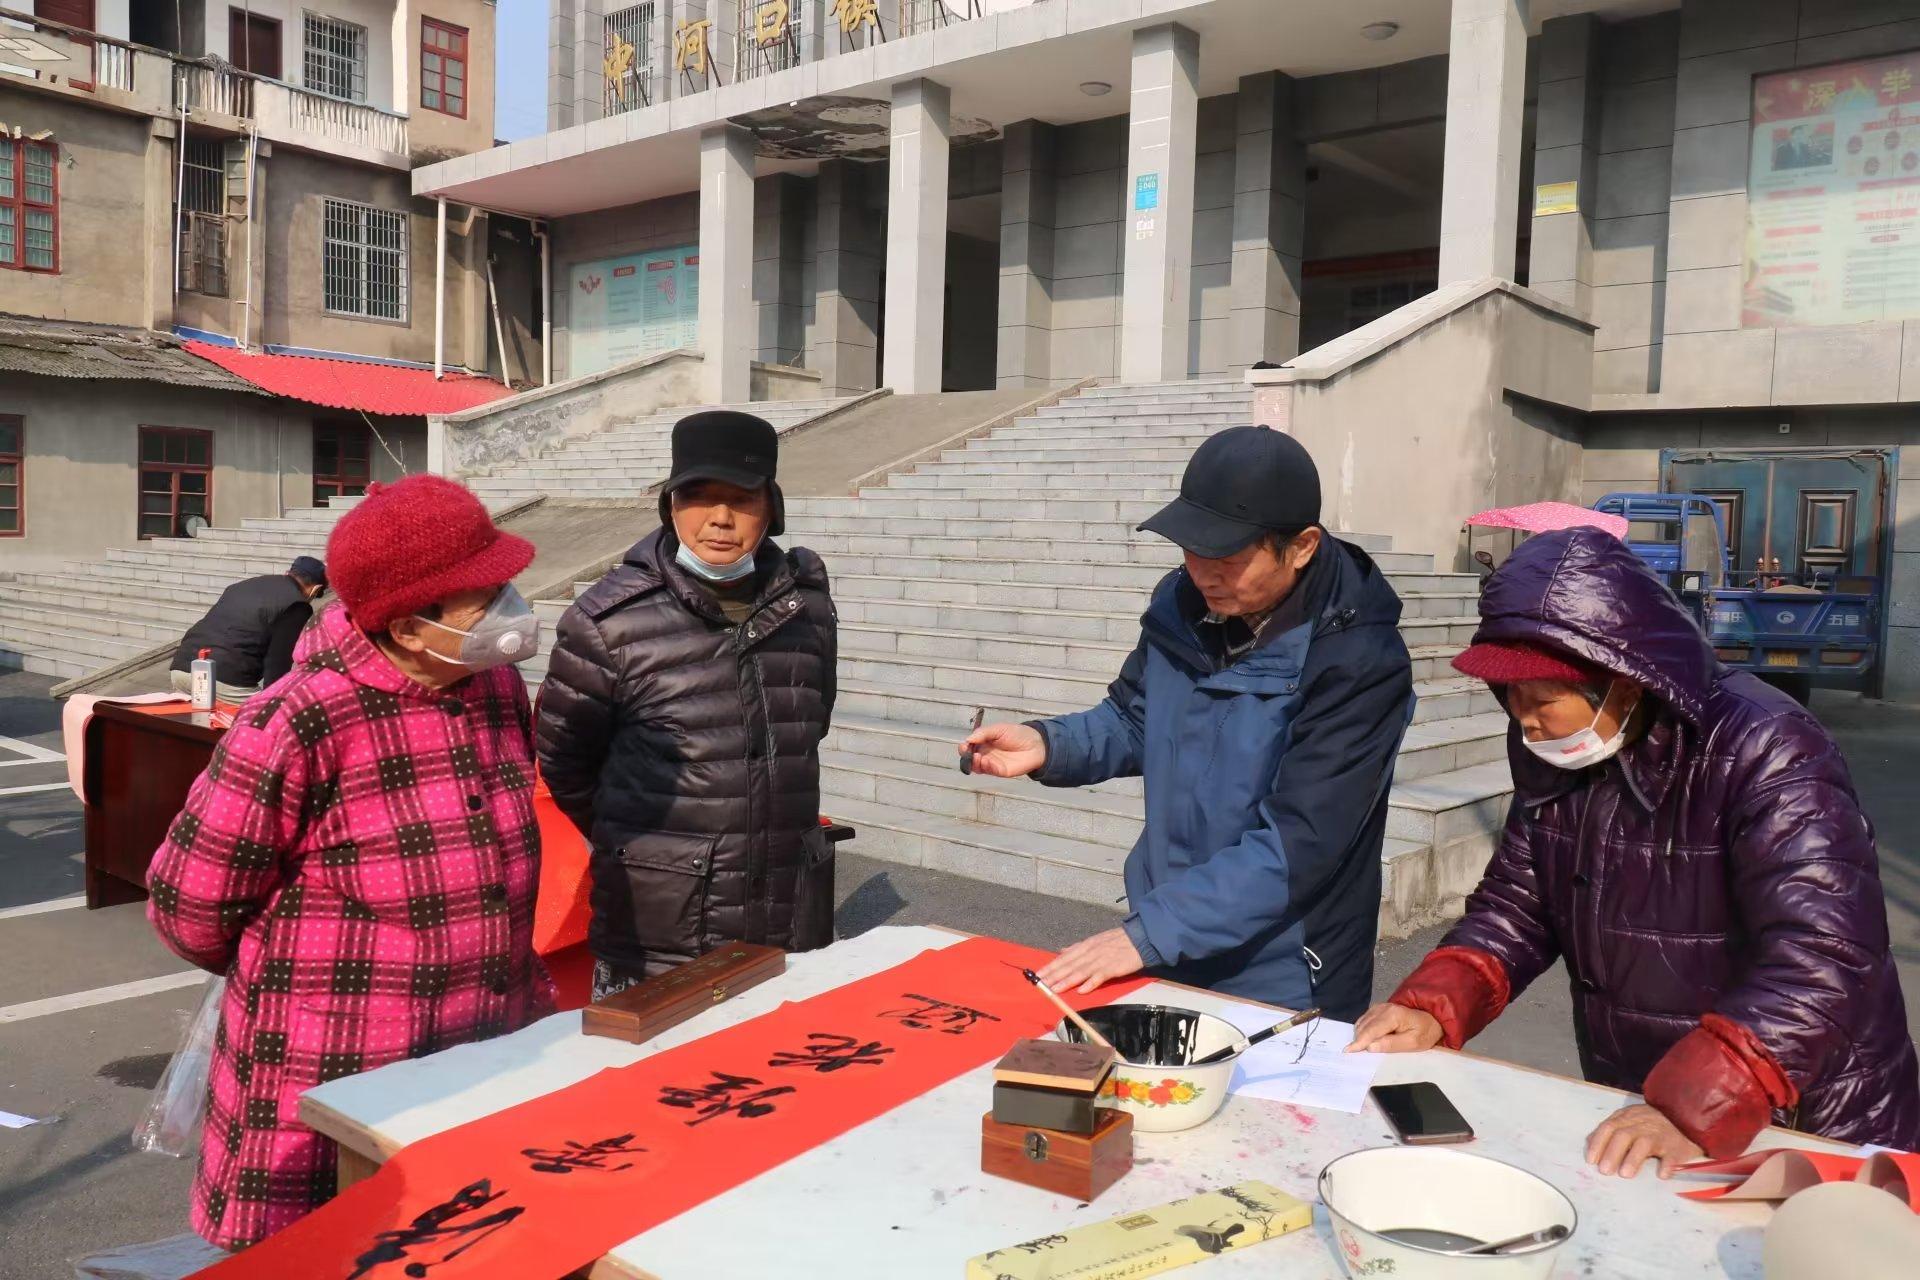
[675,540,758,585]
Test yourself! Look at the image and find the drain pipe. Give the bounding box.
[485,254,513,389]
[534,219,552,386]
[171,103,189,301]
[433,196,446,379]
[239,117,259,348]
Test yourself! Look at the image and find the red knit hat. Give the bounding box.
[1453,640,1605,686]
[325,475,535,631]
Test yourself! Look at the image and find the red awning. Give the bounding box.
[183,341,514,416]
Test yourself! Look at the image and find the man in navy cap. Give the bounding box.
[964,427,1414,1018]
[169,555,327,702]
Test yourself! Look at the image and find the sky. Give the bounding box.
[495,0,548,142]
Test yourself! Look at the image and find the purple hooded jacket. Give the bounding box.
[1439,528,1919,1150]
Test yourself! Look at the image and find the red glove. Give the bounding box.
[1643,1013,1799,1159]
[1387,946,1512,1050]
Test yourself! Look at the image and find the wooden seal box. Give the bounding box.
[580,943,786,1043]
[990,1038,1115,1134]
[981,1108,1134,1202]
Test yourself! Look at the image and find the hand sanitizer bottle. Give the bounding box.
[190,648,216,711]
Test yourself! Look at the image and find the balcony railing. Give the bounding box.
[174,64,407,159]
[0,12,136,92]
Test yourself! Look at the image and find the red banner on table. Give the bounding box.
[193,937,1146,1279]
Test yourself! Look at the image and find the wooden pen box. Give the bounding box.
[580,943,786,1043]
[991,1038,1115,1134]
[981,1108,1133,1203]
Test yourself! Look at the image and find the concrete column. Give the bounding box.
[548,0,576,130]
[1228,71,1305,372]
[755,174,807,366]
[1528,15,1602,317]
[882,78,951,393]
[812,160,881,394]
[571,0,608,127]
[699,123,756,404]
[1120,23,1200,385]
[1437,0,1529,284]
[998,120,1058,389]
[648,1,674,104]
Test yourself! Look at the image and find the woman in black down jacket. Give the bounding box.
[535,411,837,993]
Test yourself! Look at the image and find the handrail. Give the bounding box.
[0,10,140,91]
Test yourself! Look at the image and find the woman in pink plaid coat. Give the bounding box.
[147,475,554,1250]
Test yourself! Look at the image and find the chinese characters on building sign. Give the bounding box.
[1746,51,1920,327]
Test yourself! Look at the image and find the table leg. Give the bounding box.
[335,1145,380,1194]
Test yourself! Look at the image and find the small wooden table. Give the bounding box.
[80,702,226,908]
[303,925,1849,1280]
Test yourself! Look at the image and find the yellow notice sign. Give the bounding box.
[1534,180,1579,216]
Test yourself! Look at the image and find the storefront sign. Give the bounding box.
[755,0,791,45]
[1746,51,1920,327]
[1134,173,1160,211]
[568,246,700,377]
[674,17,712,80]
[1533,180,1578,216]
[831,0,881,38]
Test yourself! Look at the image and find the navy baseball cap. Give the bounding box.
[289,555,327,588]
[1139,426,1321,558]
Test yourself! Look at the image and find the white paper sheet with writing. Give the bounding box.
[1218,1005,1384,1113]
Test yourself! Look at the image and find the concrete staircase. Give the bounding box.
[526,377,1512,937]
[465,396,861,505]
[0,498,370,681]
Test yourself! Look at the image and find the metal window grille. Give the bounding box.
[604,2,655,114]
[322,198,408,321]
[304,12,368,103]
[898,0,979,37]
[181,211,229,296]
[181,138,226,216]
[736,0,803,81]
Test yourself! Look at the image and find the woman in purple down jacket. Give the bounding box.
[1352,528,1919,1175]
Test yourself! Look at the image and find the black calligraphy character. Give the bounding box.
[520,1133,649,1174]
[347,1179,526,1278]
[657,1071,796,1126]
[878,992,1003,1035]
[768,1032,895,1073]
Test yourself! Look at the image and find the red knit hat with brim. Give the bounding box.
[1453,640,1605,687]
[326,475,535,631]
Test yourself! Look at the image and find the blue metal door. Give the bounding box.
[1664,450,1888,586]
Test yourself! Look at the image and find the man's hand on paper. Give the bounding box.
[1347,1002,1444,1053]
[1585,1103,1703,1179]
[1039,928,1145,995]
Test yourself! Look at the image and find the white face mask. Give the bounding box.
[1523,680,1637,770]
[675,539,759,585]
[415,585,541,671]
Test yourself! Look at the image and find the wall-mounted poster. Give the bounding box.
[567,245,700,376]
[1746,52,1920,328]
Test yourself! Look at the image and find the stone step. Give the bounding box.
[0,611,150,666]
[27,562,246,599]
[834,664,1497,732]
[955,432,1215,452]
[0,595,180,645]
[824,707,1506,792]
[0,579,208,622]
[830,591,1477,648]
[819,745,1511,861]
[794,494,1169,523]
[908,457,1189,476]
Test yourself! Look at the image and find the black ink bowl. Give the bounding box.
[1054,1004,1243,1132]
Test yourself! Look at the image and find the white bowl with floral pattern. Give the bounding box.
[1051,1003,1242,1133]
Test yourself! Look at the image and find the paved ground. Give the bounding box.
[1,669,1914,1275]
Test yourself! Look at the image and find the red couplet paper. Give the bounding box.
[193,937,1146,1280]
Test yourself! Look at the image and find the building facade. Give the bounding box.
[0,0,505,572]
[415,0,1920,700]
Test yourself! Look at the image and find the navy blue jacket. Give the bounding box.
[1034,540,1414,1019]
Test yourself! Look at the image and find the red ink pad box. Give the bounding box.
[581,943,786,1043]
[981,1107,1134,1202]
[991,1038,1115,1134]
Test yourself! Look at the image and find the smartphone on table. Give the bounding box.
[1369,1082,1474,1145]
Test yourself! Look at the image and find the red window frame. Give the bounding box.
[0,138,61,274]
[137,426,214,540]
[420,18,468,119]
[0,416,21,537]
[312,420,372,503]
